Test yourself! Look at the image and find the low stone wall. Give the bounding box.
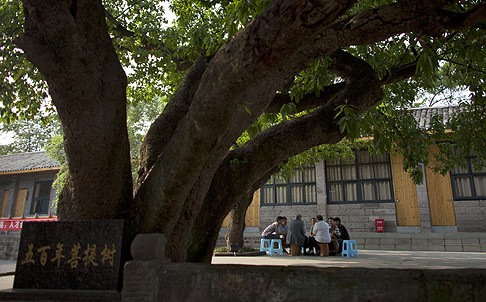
[217,231,486,252]
[216,229,261,249]
[122,260,486,302]
[351,232,486,252]
[122,233,486,301]
[0,231,20,260]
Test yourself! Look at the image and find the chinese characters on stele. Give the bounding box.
[21,242,117,269]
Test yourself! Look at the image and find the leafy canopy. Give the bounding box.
[0,0,485,182]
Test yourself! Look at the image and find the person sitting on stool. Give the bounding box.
[333,217,350,253]
[278,216,289,251]
[307,217,318,255]
[262,216,283,239]
[314,215,331,256]
[286,214,306,256]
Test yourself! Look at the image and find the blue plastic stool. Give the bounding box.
[269,239,284,256]
[260,239,272,253]
[342,240,359,258]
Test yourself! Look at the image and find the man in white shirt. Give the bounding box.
[313,215,331,256]
[261,216,283,239]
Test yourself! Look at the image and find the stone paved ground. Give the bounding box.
[0,260,15,276]
[0,260,16,291]
[212,249,486,269]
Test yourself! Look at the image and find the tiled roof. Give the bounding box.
[0,151,59,173]
[410,106,459,129]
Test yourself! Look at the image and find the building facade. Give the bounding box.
[0,152,59,259]
[259,107,486,235]
[259,152,486,233]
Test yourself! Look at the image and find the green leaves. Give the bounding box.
[0,115,61,154]
[224,0,272,38]
[279,103,297,120]
[44,134,67,211]
[0,1,52,124]
[334,103,360,139]
[416,47,439,77]
[290,58,333,103]
[447,98,486,169]
[2,0,486,190]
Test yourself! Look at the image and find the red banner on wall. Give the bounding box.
[0,217,57,231]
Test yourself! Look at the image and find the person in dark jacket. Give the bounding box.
[333,217,350,253]
[287,214,306,256]
[307,217,318,255]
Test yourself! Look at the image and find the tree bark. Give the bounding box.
[186,47,384,262]
[225,195,252,250]
[16,0,133,220]
[130,0,357,261]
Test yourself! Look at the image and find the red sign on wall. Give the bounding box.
[0,217,57,231]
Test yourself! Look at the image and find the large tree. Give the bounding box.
[0,116,60,154]
[1,0,485,262]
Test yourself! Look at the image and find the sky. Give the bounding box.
[0,127,14,145]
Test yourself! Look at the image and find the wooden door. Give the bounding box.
[13,188,28,218]
[222,191,260,227]
[245,190,260,227]
[425,146,456,226]
[391,154,421,226]
[1,190,9,217]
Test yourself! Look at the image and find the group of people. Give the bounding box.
[261,214,350,256]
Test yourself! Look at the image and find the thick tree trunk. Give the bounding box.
[187,48,385,262]
[225,196,252,250]
[16,0,133,220]
[131,0,357,262]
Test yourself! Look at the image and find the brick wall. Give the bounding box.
[258,160,486,235]
[217,231,486,252]
[259,204,327,233]
[0,231,21,260]
[259,162,329,232]
[327,202,397,233]
[351,232,486,252]
[455,200,486,232]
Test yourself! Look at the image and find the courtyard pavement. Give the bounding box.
[1,250,485,291]
[212,249,486,269]
[0,260,16,292]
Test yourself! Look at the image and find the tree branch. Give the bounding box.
[137,0,486,259]
[188,49,423,262]
[188,49,383,262]
[104,8,134,38]
[439,57,486,75]
[14,35,59,77]
[265,84,345,114]
[104,4,195,71]
[266,60,418,115]
[262,0,485,116]
[134,0,357,237]
[443,1,486,30]
[296,0,486,65]
[136,55,211,189]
